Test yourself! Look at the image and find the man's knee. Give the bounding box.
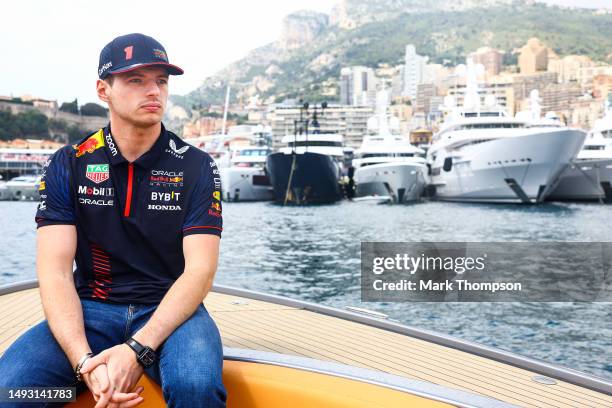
[157,307,226,406]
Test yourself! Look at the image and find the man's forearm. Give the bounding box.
[132,267,213,350]
[37,225,90,369]
[39,273,91,368]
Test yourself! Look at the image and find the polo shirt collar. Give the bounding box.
[104,123,169,169]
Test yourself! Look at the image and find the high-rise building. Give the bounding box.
[547,55,594,83]
[578,65,612,92]
[539,83,582,113]
[448,80,515,116]
[402,45,428,99]
[415,83,437,114]
[569,97,604,129]
[268,103,374,149]
[390,65,405,99]
[469,47,504,76]
[339,66,378,106]
[518,38,549,75]
[512,72,558,102]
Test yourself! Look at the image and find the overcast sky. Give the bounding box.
[1,0,609,106]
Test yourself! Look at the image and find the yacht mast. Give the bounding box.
[221,85,231,136]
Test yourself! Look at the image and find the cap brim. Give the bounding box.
[107,62,184,77]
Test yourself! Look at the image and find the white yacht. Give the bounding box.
[427,60,586,204]
[220,144,274,202]
[6,175,41,201]
[187,125,261,169]
[0,147,56,201]
[548,102,612,202]
[352,90,428,203]
[188,125,276,202]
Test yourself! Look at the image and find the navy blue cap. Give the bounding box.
[98,33,184,79]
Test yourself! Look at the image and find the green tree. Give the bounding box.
[0,110,20,140]
[80,103,108,117]
[48,118,68,132]
[59,98,79,115]
[15,110,48,138]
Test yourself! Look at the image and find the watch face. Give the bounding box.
[139,348,156,368]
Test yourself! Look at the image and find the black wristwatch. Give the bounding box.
[125,338,157,368]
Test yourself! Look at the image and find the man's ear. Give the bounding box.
[96,79,110,103]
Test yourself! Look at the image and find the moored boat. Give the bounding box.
[1,280,611,407]
[427,61,585,204]
[353,89,428,204]
[266,105,344,205]
[5,174,41,201]
[548,102,612,202]
[220,145,274,202]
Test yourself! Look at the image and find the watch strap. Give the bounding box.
[125,338,145,354]
[125,337,156,368]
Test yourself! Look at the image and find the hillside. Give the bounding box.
[172,0,612,109]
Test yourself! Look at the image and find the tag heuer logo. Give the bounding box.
[86,164,110,184]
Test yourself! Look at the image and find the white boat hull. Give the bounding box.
[220,167,274,202]
[0,181,11,201]
[429,129,586,203]
[547,158,612,202]
[354,162,428,203]
[5,183,39,201]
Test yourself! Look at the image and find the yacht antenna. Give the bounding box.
[221,85,231,136]
[376,89,391,137]
[303,102,310,152]
[464,58,481,114]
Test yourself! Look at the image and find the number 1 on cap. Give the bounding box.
[124,46,133,60]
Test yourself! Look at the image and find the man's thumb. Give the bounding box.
[79,353,105,374]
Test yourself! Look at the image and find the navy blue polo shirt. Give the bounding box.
[35,124,223,304]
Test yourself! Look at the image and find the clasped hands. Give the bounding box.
[79,344,145,408]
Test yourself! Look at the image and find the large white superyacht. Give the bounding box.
[427,61,585,204]
[352,90,428,203]
[548,102,612,202]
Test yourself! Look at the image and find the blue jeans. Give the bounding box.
[0,299,227,408]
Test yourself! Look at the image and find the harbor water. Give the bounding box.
[1,200,610,381]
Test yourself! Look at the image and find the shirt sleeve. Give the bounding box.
[182,156,223,237]
[35,147,76,228]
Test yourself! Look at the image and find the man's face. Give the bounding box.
[98,66,169,128]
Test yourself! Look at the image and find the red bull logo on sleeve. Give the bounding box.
[213,191,220,201]
[74,130,105,158]
[210,202,221,212]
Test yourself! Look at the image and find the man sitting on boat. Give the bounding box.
[0,33,226,408]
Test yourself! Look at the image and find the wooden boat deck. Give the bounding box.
[0,286,610,408]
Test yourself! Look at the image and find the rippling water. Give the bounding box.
[1,200,610,380]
